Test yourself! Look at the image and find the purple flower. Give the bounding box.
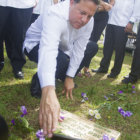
[36,129,45,140]
[121,110,126,117]
[118,107,123,113]
[132,85,135,89]
[132,90,136,93]
[84,97,88,101]
[111,138,115,140]
[81,92,86,97]
[60,116,64,120]
[102,134,109,140]
[125,111,133,117]
[104,96,108,100]
[21,106,27,116]
[118,91,123,94]
[11,119,15,125]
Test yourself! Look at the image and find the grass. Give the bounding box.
[0,43,140,140]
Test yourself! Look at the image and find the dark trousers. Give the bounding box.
[25,41,98,81]
[0,6,33,71]
[129,27,140,79]
[100,24,128,75]
[90,14,108,43]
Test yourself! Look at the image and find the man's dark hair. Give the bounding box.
[0,115,9,140]
[74,0,100,5]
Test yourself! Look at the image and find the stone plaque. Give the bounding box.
[58,110,121,140]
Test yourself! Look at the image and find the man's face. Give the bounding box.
[69,0,97,29]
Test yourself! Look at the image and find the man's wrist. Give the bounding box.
[66,75,74,79]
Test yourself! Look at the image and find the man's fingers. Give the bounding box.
[47,113,53,138]
[39,111,43,128]
[69,89,73,100]
[42,114,47,135]
[66,90,69,99]
[52,112,59,132]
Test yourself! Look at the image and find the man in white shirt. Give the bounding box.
[122,0,140,84]
[23,0,99,137]
[93,0,138,78]
[0,0,36,78]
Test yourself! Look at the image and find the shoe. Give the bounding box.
[107,73,118,78]
[30,73,41,98]
[14,71,24,79]
[122,76,137,84]
[91,68,107,73]
[0,62,4,71]
[124,75,129,78]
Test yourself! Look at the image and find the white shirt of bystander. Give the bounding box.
[108,0,139,27]
[0,0,36,8]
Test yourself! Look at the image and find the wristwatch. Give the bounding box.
[129,21,134,25]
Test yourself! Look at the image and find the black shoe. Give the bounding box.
[0,61,4,71]
[107,73,118,78]
[122,76,137,84]
[91,68,107,73]
[30,73,41,98]
[14,71,24,79]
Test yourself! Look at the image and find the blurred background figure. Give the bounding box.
[0,0,36,78]
[0,115,9,140]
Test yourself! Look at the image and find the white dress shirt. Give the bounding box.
[0,0,36,9]
[108,0,138,27]
[24,0,93,88]
[33,0,55,14]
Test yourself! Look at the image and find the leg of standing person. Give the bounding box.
[122,27,140,84]
[93,24,114,73]
[76,41,98,77]
[6,7,33,79]
[90,15,108,43]
[108,25,127,78]
[0,6,10,72]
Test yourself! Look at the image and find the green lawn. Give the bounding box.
[0,44,140,140]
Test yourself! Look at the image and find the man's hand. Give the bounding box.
[125,22,133,33]
[39,86,60,138]
[63,76,74,100]
[103,3,113,11]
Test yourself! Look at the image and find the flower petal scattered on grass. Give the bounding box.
[95,113,101,119]
[60,116,65,120]
[118,107,133,117]
[93,109,99,115]
[118,91,123,94]
[36,129,45,140]
[132,90,136,93]
[104,95,109,100]
[11,119,15,125]
[81,92,86,97]
[21,106,27,116]
[89,109,94,116]
[101,134,115,140]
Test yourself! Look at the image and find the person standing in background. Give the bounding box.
[78,0,115,77]
[0,0,36,78]
[93,0,138,78]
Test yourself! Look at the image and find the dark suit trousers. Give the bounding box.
[129,27,140,79]
[25,41,98,81]
[0,6,33,71]
[90,15,108,43]
[100,24,128,75]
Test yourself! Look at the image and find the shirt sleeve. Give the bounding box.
[66,18,94,77]
[129,0,140,22]
[38,11,65,88]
